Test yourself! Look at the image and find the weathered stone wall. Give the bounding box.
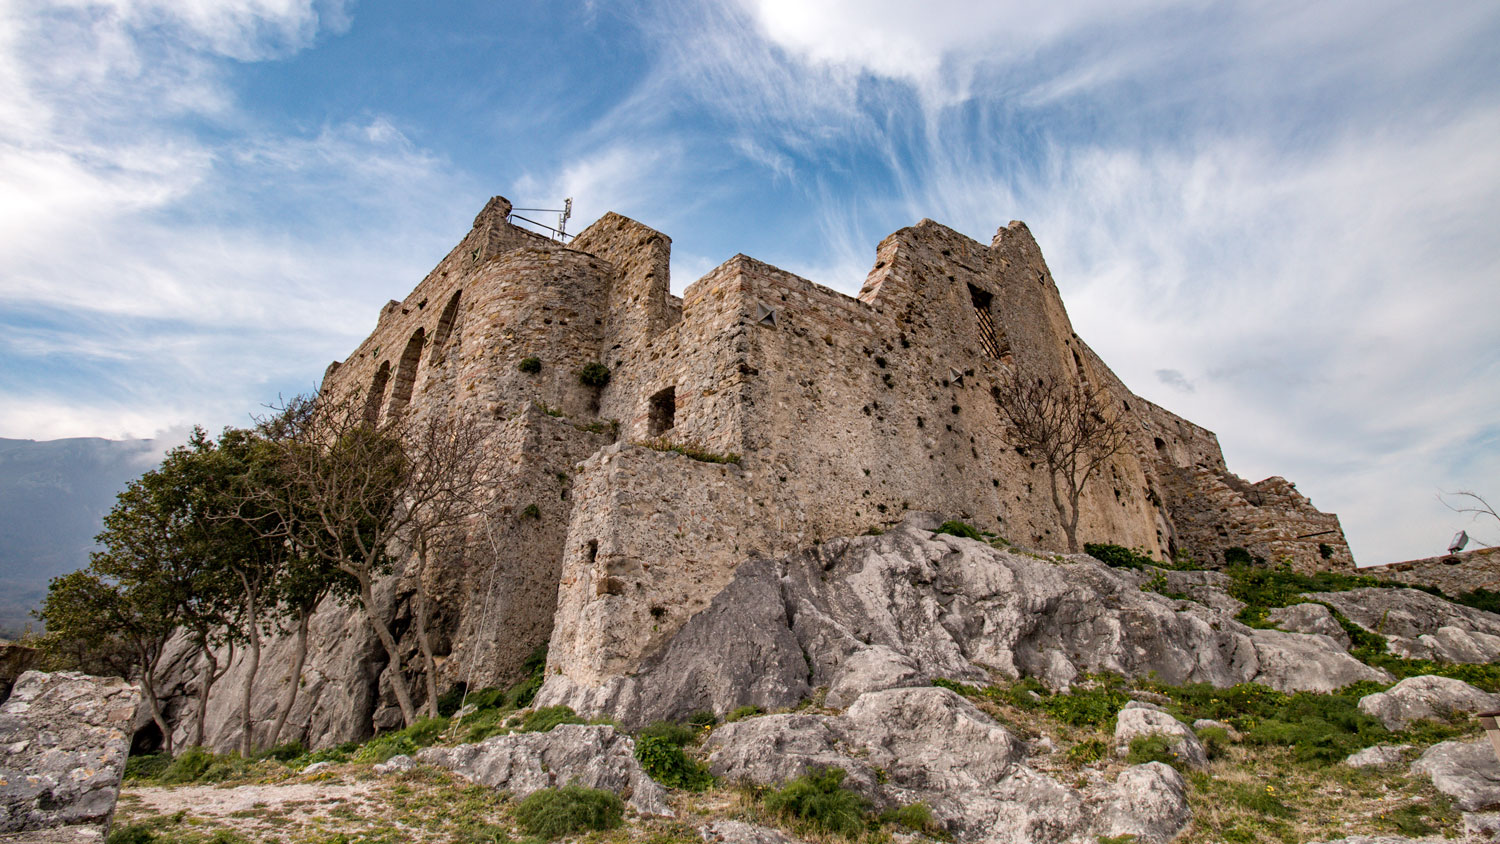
[167,196,1355,749]
[0,671,138,838]
[1357,547,1500,596]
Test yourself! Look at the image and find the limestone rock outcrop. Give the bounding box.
[539,516,1388,725]
[1267,602,1351,648]
[1113,701,1207,770]
[0,671,139,838]
[1311,588,1500,664]
[416,724,671,816]
[1409,739,1500,812]
[704,686,1189,844]
[1357,675,1500,731]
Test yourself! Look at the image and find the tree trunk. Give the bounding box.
[192,638,219,748]
[268,609,311,746]
[412,541,440,718]
[237,579,262,757]
[355,570,417,726]
[1045,467,1078,553]
[139,657,173,757]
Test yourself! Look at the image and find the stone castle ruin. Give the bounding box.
[287,198,1355,728]
[154,195,1464,749]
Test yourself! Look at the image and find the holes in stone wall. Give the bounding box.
[648,386,676,436]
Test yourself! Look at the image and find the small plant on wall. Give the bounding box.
[578,362,611,388]
[518,357,541,374]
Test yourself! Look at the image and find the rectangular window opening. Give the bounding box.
[648,386,676,436]
[968,284,1007,359]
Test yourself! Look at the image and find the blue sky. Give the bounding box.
[2,0,1497,564]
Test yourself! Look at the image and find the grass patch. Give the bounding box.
[513,784,624,839]
[1126,735,1186,769]
[762,766,868,838]
[637,437,741,465]
[934,520,983,541]
[519,705,585,733]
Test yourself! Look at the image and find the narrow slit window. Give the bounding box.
[968,284,1006,359]
[648,386,676,436]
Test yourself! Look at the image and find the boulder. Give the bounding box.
[824,646,924,709]
[1358,675,1500,731]
[1113,701,1207,770]
[541,518,1390,725]
[1342,744,1412,768]
[0,671,139,838]
[1410,739,1500,812]
[1311,588,1500,665]
[373,754,416,774]
[417,724,671,816]
[1268,603,1351,648]
[1245,628,1391,692]
[706,686,1190,843]
[1091,762,1191,844]
[698,821,804,844]
[0,645,39,703]
[1466,811,1500,843]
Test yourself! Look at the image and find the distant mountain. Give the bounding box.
[0,437,161,637]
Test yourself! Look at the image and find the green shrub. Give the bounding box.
[106,824,155,844]
[1084,543,1153,570]
[1125,735,1183,769]
[639,721,698,747]
[1454,587,1500,615]
[882,802,937,833]
[519,705,585,733]
[1224,547,1256,566]
[299,740,360,765]
[1318,542,1334,560]
[462,709,510,743]
[518,357,541,374]
[934,520,983,541]
[1066,738,1108,764]
[578,362,611,388]
[1195,726,1231,760]
[519,503,541,520]
[635,734,713,790]
[123,753,170,781]
[513,784,624,839]
[354,733,417,763]
[686,710,719,729]
[263,740,305,762]
[159,747,215,784]
[726,704,763,723]
[762,766,869,837]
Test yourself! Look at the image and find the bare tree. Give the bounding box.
[400,413,488,717]
[992,373,1130,553]
[259,391,486,727]
[1440,490,1498,547]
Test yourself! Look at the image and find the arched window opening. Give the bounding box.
[432,290,462,353]
[386,328,425,419]
[364,362,391,426]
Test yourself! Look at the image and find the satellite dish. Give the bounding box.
[1448,530,1469,555]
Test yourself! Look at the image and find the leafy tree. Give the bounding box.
[991,373,1129,553]
[39,464,221,755]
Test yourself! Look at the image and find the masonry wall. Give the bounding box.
[1357,547,1500,596]
[181,196,1362,746]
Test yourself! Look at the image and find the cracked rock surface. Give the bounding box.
[0,671,139,837]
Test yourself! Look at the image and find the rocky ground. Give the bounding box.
[24,517,1500,844]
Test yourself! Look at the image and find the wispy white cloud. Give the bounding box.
[0,0,471,441]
